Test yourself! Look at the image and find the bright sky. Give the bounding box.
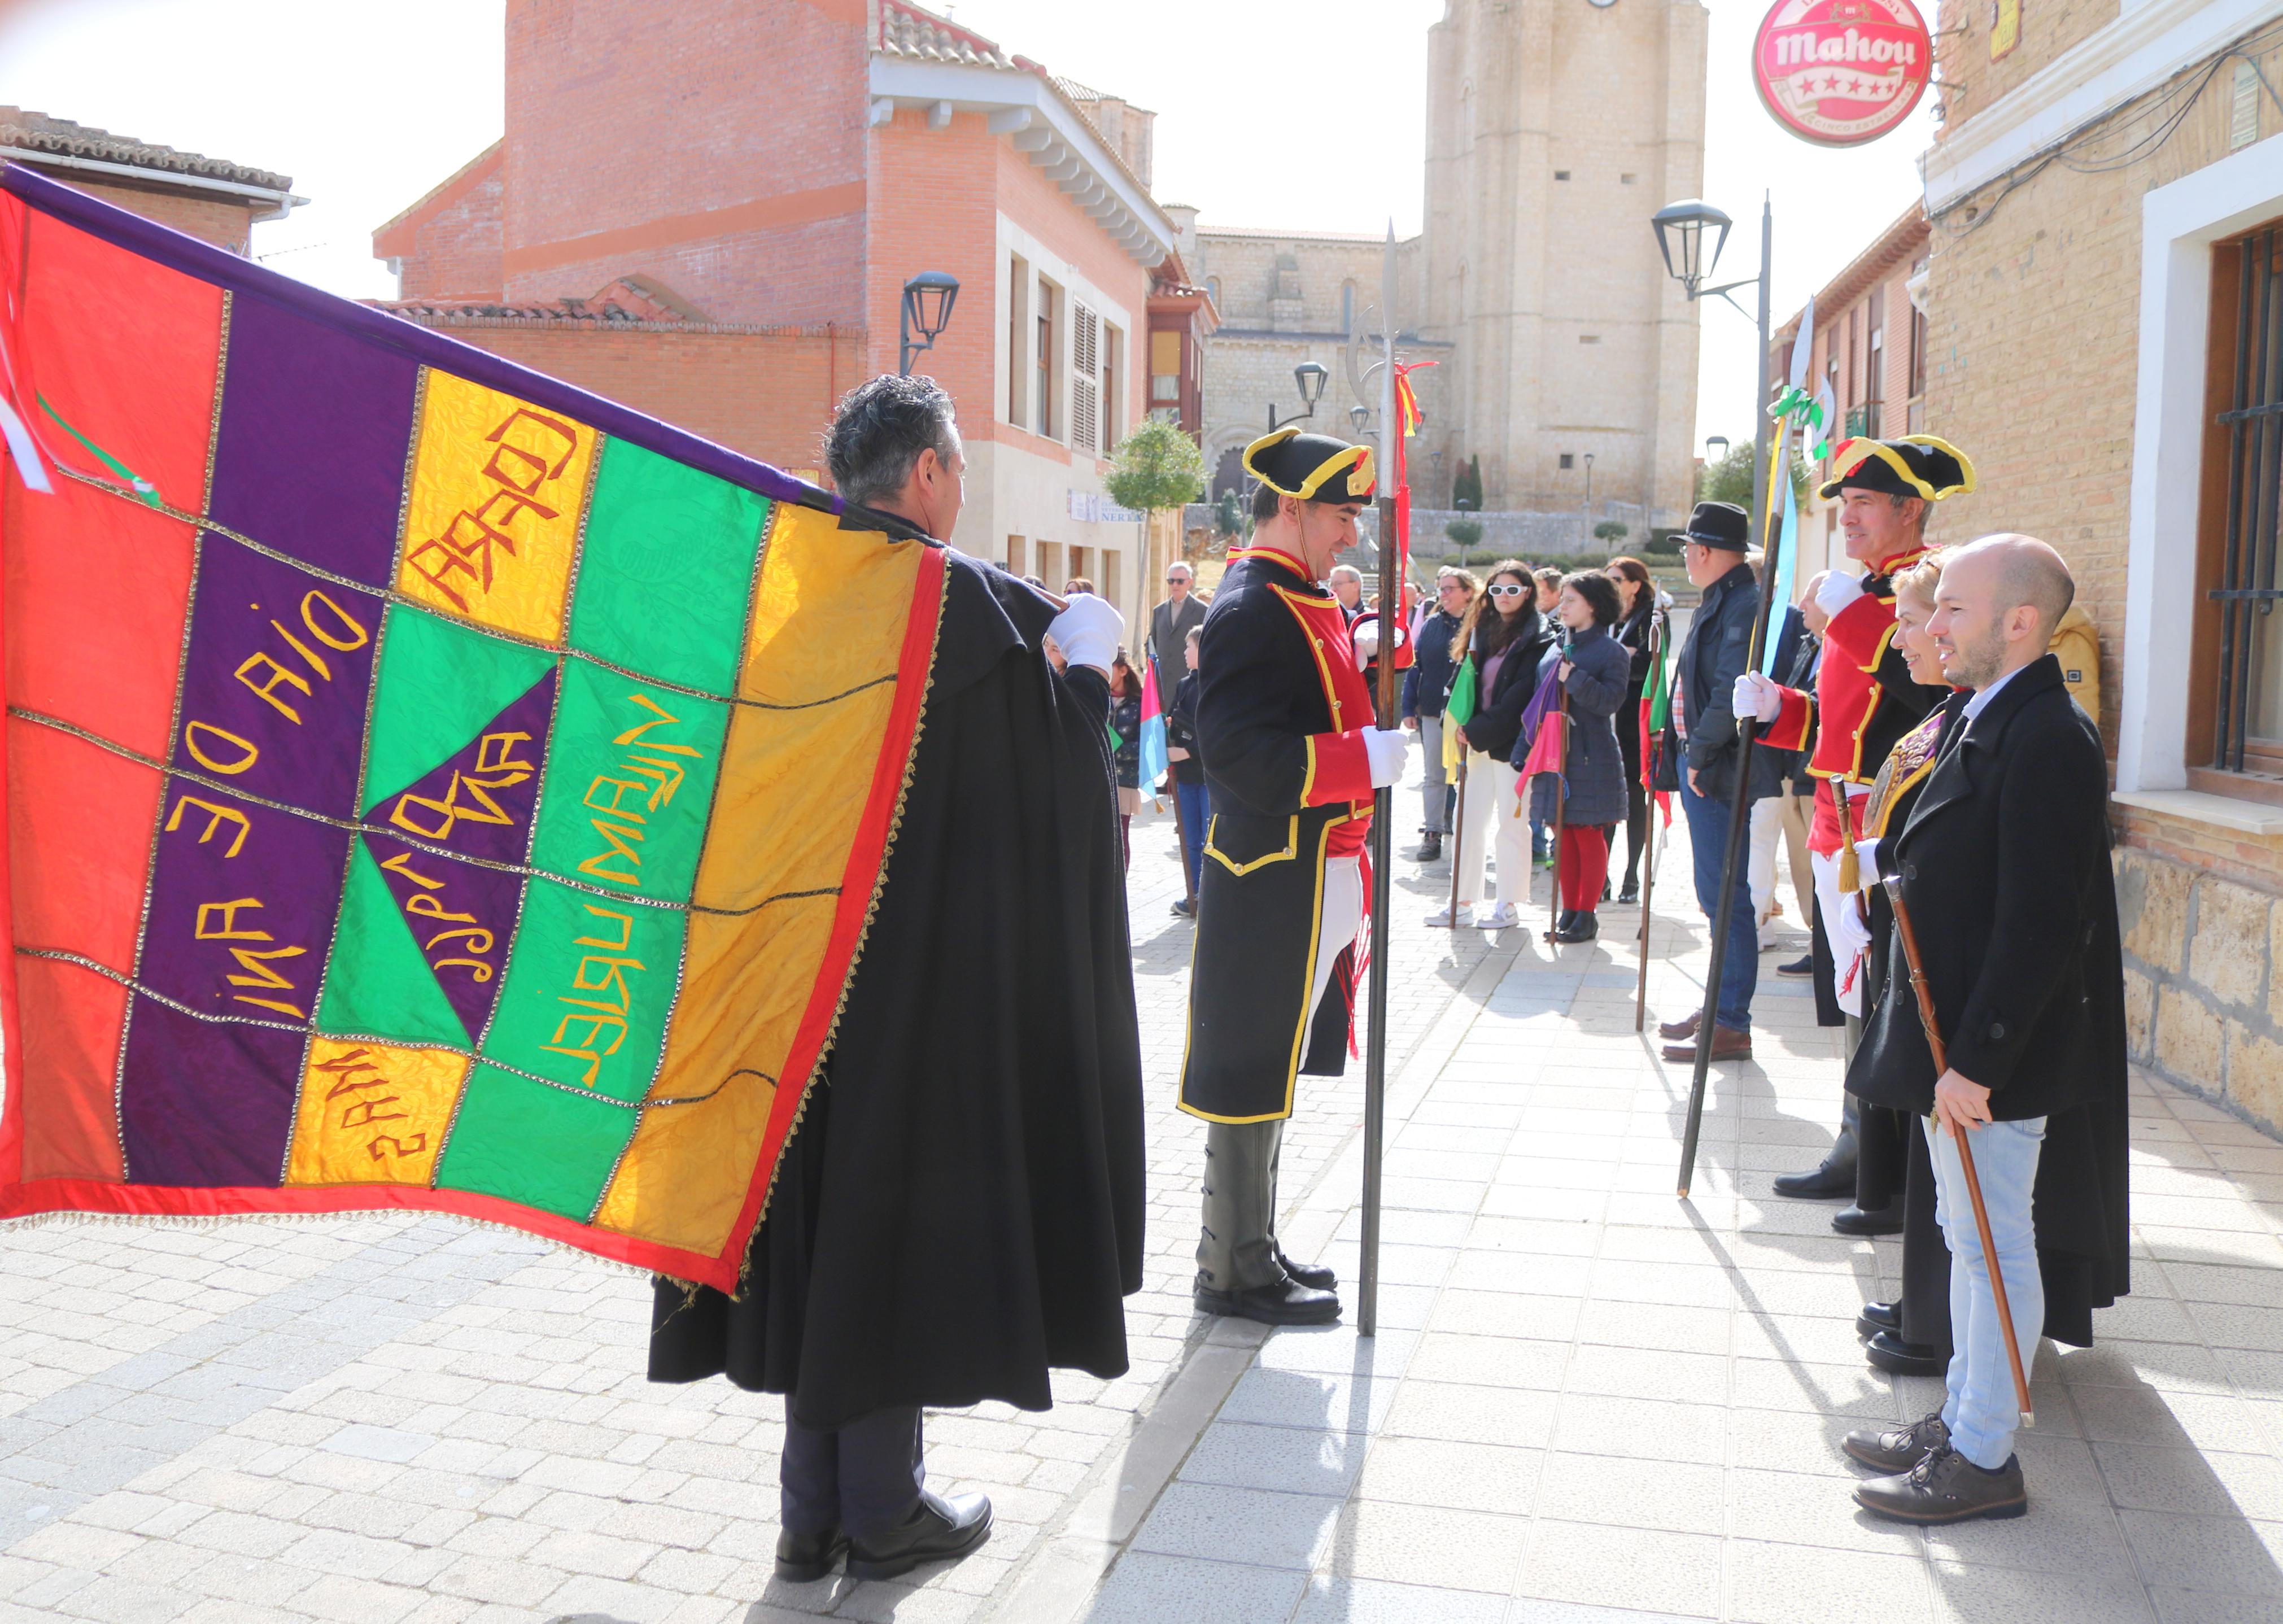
[0,0,1931,448]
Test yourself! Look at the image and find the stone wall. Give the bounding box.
[2116,805,2283,1138]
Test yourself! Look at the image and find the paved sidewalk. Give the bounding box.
[3,753,2282,1623]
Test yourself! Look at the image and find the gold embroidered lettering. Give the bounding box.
[163,796,251,859]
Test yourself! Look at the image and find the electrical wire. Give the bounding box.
[1931,17,2283,241]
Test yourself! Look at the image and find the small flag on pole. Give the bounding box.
[1138,657,1168,791]
[1441,653,1476,779]
[1642,628,1673,827]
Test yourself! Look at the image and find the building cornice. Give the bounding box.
[2,146,304,222]
[866,56,1176,265]
[1922,0,2283,215]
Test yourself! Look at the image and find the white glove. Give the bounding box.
[1815,570,1867,618]
[1046,592,1123,676]
[1732,670,1783,723]
[1352,621,1380,667]
[1363,728,1408,788]
[1852,837,1884,889]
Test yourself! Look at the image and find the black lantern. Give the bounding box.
[1294,361,1330,407]
[899,272,960,376]
[1705,434,1730,461]
[1651,199,1732,298]
[1348,403,1371,436]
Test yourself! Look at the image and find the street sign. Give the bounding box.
[1751,0,1932,148]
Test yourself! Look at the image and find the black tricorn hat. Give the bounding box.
[1816,435,1977,503]
[1684,500,1751,551]
[1243,427,1377,503]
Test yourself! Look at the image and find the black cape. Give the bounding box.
[648,549,1146,1430]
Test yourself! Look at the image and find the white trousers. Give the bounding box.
[1450,754,1527,911]
[1311,855,1366,1019]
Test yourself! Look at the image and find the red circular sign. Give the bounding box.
[1752,0,1932,148]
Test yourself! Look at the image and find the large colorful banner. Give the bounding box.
[0,165,943,1290]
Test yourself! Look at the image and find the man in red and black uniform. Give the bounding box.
[1181,429,1408,1326]
[1735,435,1976,1230]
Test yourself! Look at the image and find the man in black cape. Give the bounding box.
[648,376,1146,1583]
[1839,535,2129,1524]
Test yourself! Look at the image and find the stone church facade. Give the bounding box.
[1189,0,1708,535]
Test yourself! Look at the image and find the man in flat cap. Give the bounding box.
[1181,428,1409,1325]
[1657,500,1786,1063]
[1732,438,1975,1317]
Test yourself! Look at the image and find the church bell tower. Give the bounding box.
[1419,0,1708,530]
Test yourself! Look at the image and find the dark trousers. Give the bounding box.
[779,1402,925,1539]
[1680,776,1758,1033]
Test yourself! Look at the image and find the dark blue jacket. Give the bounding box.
[1672,561,1783,804]
[1401,607,1463,721]
[1519,626,1632,827]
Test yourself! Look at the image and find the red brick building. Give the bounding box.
[0,108,301,253]
[374,0,1195,635]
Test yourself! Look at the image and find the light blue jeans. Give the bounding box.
[1924,1114,2046,1470]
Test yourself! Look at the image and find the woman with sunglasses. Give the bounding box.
[1429,560,1555,929]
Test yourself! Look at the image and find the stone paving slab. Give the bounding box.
[3,748,2282,1623]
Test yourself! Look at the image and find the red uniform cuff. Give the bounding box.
[1763,686,1814,753]
[1303,731,1375,806]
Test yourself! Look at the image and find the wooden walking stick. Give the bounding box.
[1884,879,2035,1428]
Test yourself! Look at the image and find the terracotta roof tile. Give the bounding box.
[876,1,1014,69]
[0,107,291,193]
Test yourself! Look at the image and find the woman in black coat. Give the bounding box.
[1433,560,1555,930]
[1605,557,1662,902]
[1520,571,1631,942]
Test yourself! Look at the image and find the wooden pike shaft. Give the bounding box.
[1634,611,1664,1032]
[1885,878,2035,1428]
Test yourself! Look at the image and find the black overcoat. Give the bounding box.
[1455,604,1555,761]
[648,552,1147,1429]
[1847,657,2130,1337]
[1667,561,1784,804]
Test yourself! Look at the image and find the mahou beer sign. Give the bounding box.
[1753,0,1932,147]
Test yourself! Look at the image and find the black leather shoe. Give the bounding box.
[1554,910,1599,944]
[1865,1329,1948,1377]
[1771,1154,1857,1200]
[844,1491,993,1581]
[1856,1445,2026,1524]
[1776,954,1813,978]
[1617,882,1640,905]
[775,1525,848,1583]
[1833,1199,1905,1237]
[1545,909,1576,941]
[1856,1300,1901,1339]
[1195,1276,1341,1325]
[1277,1251,1337,1291]
[1843,1411,1949,1474]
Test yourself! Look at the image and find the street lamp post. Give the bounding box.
[1651,194,1781,1199]
[1583,451,1595,538]
[898,272,961,376]
[1268,361,1330,431]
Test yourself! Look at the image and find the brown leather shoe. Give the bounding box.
[1661,1024,1751,1063]
[1657,1009,1703,1041]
